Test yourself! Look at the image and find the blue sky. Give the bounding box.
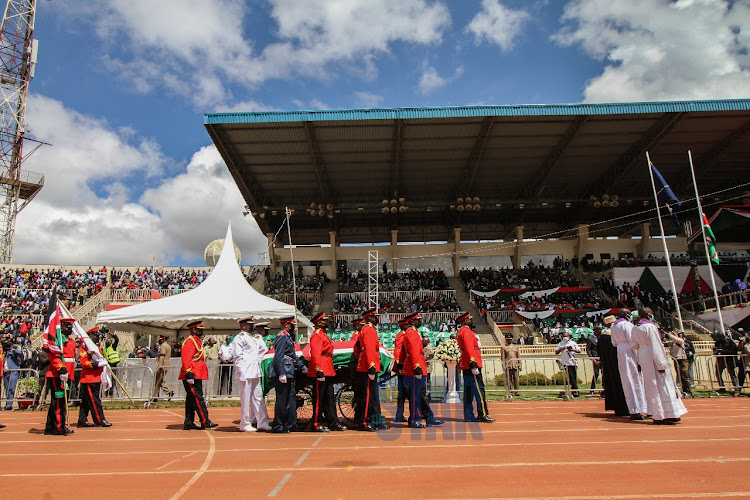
[14,0,750,266]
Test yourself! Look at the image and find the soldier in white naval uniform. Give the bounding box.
[232,317,271,432]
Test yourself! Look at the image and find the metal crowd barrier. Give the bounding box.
[0,368,39,409]
[707,353,749,394]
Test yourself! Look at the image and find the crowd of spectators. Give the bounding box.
[338,270,449,292]
[460,263,582,293]
[264,273,327,295]
[474,291,601,313]
[334,293,459,315]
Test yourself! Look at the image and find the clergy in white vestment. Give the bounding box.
[631,308,687,425]
[608,311,648,419]
[232,317,271,432]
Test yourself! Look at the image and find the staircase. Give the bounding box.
[30,290,112,349]
[317,280,339,314]
[448,277,499,346]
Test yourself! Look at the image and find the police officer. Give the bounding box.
[270,316,298,433]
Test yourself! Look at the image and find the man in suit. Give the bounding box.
[270,316,298,433]
[586,328,602,395]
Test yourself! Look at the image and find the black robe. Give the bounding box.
[597,334,629,416]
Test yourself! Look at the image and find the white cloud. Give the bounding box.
[14,95,267,265]
[354,91,384,108]
[466,0,530,51]
[53,0,451,108]
[214,100,278,113]
[554,0,750,102]
[418,64,465,94]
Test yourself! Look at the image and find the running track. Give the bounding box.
[1,399,749,499]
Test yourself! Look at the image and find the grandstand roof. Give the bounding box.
[205,99,750,245]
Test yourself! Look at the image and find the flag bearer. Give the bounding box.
[77,327,112,428]
[44,318,77,435]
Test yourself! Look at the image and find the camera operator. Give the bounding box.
[555,328,581,397]
[663,330,692,398]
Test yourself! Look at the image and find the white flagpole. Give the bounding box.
[646,152,684,331]
[285,207,298,319]
[687,150,726,335]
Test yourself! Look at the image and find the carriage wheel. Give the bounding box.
[295,385,313,426]
[336,384,356,424]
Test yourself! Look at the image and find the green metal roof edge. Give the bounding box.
[204,99,750,125]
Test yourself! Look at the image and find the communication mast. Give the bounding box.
[0,0,43,263]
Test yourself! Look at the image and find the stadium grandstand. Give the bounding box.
[4,99,750,355]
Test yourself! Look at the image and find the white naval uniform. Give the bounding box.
[610,318,647,415]
[631,320,687,421]
[232,331,270,431]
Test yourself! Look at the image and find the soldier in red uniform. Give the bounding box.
[179,321,218,430]
[77,327,112,428]
[399,313,430,427]
[308,312,346,432]
[392,317,411,422]
[350,318,363,343]
[44,317,77,435]
[353,308,382,431]
[457,312,494,423]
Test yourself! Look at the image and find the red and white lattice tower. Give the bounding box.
[0,0,42,263]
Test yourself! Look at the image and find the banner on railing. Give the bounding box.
[470,286,593,299]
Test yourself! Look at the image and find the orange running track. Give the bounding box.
[1,399,749,499]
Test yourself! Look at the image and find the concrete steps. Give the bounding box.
[317,280,339,314]
[448,276,499,345]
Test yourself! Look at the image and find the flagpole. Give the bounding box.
[687,150,726,335]
[646,152,684,331]
[285,207,298,320]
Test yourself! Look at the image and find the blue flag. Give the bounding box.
[650,161,682,226]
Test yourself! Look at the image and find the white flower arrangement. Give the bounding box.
[434,339,461,361]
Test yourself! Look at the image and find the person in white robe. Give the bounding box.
[232,317,271,432]
[608,311,648,419]
[631,308,687,425]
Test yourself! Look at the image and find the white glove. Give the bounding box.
[59,372,68,382]
[415,374,423,380]
[187,378,195,385]
[317,377,325,382]
[368,373,376,381]
[97,360,108,368]
[279,375,287,383]
[301,365,308,374]
[471,368,480,376]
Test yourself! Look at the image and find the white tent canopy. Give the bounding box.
[96,223,314,337]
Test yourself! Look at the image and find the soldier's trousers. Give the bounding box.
[152,368,171,398]
[79,382,105,425]
[272,378,297,431]
[45,377,67,433]
[462,369,489,419]
[402,375,425,426]
[183,379,210,427]
[311,377,338,430]
[353,372,380,426]
[395,374,410,420]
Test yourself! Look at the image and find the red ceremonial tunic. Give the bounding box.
[457,325,483,370]
[356,323,381,373]
[44,330,75,378]
[179,335,209,380]
[308,328,335,377]
[78,346,103,383]
[399,326,426,376]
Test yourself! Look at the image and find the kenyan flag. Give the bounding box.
[702,212,719,265]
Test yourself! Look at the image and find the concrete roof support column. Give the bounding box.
[453,227,461,276]
[576,225,589,269]
[636,223,651,258]
[329,231,338,279]
[267,233,277,276]
[391,229,398,274]
[513,226,524,269]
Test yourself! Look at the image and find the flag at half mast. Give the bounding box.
[702,212,720,265]
[649,160,682,226]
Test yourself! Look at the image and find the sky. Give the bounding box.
[13,0,750,266]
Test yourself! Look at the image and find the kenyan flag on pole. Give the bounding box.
[702,213,719,265]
